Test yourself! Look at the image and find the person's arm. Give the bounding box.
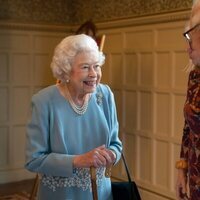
[25,94,75,177]
[176,70,191,199]
[103,85,122,164]
[73,85,122,169]
[176,121,189,198]
[180,121,190,162]
[176,167,188,200]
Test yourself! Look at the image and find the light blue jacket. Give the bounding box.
[25,84,122,200]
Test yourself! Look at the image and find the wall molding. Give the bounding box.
[0,20,72,33]
[95,10,190,30]
[0,10,190,33]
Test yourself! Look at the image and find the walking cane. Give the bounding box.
[90,167,98,200]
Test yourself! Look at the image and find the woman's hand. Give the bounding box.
[176,169,188,200]
[73,145,116,168]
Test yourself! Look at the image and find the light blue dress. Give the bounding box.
[25,84,122,200]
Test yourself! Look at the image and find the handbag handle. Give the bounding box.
[117,153,141,200]
[121,152,132,183]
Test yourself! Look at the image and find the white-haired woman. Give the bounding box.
[25,34,122,200]
[176,1,200,199]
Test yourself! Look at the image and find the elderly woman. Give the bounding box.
[176,1,200,199]
[25,34,122,200]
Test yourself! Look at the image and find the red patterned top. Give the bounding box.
[180,69,200,199]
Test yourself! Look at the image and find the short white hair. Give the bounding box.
[51,34,105,82]
[185,0,200,71]
[190,0,200,27]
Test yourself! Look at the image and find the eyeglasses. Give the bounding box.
[183,23,200,48]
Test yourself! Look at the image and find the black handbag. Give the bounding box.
[111,153,141,200]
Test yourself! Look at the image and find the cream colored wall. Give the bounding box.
[0,28,67,183]
[99,14,189,200]
[0,10,190,200]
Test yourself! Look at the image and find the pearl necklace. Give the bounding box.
[64,86,90,115]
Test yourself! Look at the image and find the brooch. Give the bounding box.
[96,90,103,105]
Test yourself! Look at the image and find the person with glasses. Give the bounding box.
[25,34,122,200]
[176,1,200,199]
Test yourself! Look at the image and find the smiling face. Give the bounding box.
[187,2,200,68]
[186,28,200,67]
[67,51,102,97]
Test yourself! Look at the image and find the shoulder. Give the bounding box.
[189,69,196,76]
[96,84,115,105]
[188,69,200,80]
[97,83,113,96]
[32,85,57,104]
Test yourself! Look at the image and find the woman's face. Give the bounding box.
[187,29,200,67]
[184,20,200,66]
[68,51,102,96]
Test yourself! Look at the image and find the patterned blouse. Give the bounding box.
[180,69,200,199]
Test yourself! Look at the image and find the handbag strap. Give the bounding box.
[121,152,132,183]
[121,153,141,200]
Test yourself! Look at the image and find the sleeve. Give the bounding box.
[180,120,190,161]
[179,72,192,161]
[103,85,122,163]
[25,94,75,177]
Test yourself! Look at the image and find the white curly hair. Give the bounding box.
[51,34,105,82]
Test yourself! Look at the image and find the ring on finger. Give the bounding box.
[94,150,99,155]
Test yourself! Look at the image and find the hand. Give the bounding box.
[73,145,116,168]
[176,169,188,200]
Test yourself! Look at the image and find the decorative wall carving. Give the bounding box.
[0,0,192,25]
[70,0,192,24]
[0,0,70,24]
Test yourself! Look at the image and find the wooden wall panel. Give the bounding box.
[0,127,9,167]
[140,53,154,87]
[124,53,138,87]
[13,87,30,124]
[100,19,188,200]
[173,51,189,89]
[0,30,66,183]
[124,91,137,132]
[155,92,171,136]
[155,52,171,88]
[0,53,9,82]
[0,88,9,122]
[12,54,31,86]
[154,140,169,189]
[12,126,26,166]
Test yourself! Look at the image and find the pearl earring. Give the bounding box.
[66,79,70,83]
